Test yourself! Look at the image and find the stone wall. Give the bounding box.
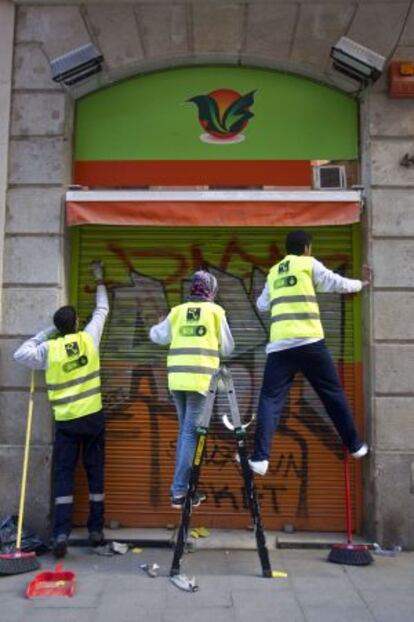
[1,0,414,545]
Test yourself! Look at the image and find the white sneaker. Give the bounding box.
[351,443,369,459]
[248,459,269,476]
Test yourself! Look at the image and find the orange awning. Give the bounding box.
[66,195,361,227]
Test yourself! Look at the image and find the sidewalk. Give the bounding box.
[1,543,413,622]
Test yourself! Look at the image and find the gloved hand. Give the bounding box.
[91,260,104,282]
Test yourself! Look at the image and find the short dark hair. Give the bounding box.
[286,230,313,255]
[53,306,77,335]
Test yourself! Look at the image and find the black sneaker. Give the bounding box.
[53,533,68,559]
[89,530,105,547]
[171,491,207,509]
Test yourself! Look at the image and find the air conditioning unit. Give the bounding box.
[313,165,347,190]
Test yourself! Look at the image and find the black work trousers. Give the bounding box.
[252,340,362,461]
[52,410,105,538]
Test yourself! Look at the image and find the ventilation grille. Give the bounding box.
[313,165,346,190]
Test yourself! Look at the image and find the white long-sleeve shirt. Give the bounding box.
[13,285,109,370]
[149,310,235,357]
[257,258,363,354]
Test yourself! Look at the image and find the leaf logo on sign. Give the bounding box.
[187,89,256,144]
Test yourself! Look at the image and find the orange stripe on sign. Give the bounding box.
[66,201,360,227]
[73,160,312,187]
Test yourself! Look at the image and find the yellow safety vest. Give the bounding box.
[45,331,102,421]
[268,255,324,342]
[167,301,224,392]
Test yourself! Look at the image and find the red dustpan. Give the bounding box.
[26,563,76,598]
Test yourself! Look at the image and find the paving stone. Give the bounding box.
[232,589,306,622]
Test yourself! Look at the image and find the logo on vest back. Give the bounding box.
[65,342,80,358]
[273,275,298,289]
[186,307,201,322]
[278,260,290,274]
[62,355,88,373]
[179,325,207,337]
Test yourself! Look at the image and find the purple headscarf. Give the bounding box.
[189,270,218,301]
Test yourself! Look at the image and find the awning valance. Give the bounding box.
[66,190,362,227]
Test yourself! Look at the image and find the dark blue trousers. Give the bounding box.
[53,410,105,538]
[252,340,362,461]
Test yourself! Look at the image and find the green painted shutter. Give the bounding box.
[72,223,363,532]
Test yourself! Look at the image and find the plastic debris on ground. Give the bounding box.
[131,547,143,554]
[190,527,211,539]
[140,563,159,578]
[0,515,48,555]
[93,541,129,556]
[372,543,402,557]
[272,570,288,578]
[170,573,199,592]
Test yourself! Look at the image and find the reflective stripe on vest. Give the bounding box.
[167,301,224,392]
[46,331,102,421]
[268,256,324,342]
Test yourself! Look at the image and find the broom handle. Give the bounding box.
[16,370,35,551]
[344,449,353,545]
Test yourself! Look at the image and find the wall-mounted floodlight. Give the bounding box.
[331,37,385,85]
[50,43,103,87]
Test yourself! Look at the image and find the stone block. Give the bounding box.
[11,92,66,137]
[9,138,68,185]
[0,445,52,538]
[13,44,57,90]
[16,5,90,60]
[86,5,144,70]
[372,239,414,287]
[0,83,11,149]
[0,0,14,84]
[6,187,63,234]
[193,3,244,54]
[2,287,61,334]
[375,397,414,451]
[290,4,354,70]
[371,189,414,237]
[0,339,46,388]
[0,390,52,445]
[374,451,414,549]
[371,139,414,187]
[374,345,414,394]
[373,292,414,340]
[137,4,188,58]
[3,236,61,285]
[400,3,414,45]
[347,3,408,58]
[368,94,414,137]
[244,3,297,58]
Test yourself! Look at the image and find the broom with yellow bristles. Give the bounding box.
[0,371,40,575]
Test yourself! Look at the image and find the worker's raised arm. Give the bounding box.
[219,313,235,357]
[84,261,109,348]
[312,259,369,294]
[256,282,271,312]
[13,325,56,370]
[149,314,172,345]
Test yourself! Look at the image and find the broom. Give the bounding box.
[0,370,40,575]
[327,449,373,566]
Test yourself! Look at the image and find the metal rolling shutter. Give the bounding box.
[72,224,363,532]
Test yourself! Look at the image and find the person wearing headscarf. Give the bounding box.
[150,271,234,508]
